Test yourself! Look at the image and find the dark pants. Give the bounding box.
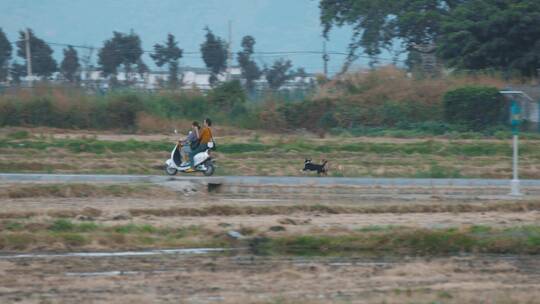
[189,143,208,167]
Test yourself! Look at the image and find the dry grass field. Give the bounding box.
[0,180,539,303]
[1,127,540,178]
[1,128,540,303]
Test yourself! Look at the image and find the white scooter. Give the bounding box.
[165,142,215,176]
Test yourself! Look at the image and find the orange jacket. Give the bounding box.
[199,127,213,144]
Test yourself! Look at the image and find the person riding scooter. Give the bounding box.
[179,121,200,166]
[186,118,214,172]
[165,135,215,176]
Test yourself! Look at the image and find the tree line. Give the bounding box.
[0,27,307,92]
[320,0,540,77]
[2,0,538,92]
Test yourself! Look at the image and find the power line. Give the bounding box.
[10,39,405,63]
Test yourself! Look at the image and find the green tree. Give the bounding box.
[200,27,227,86]
[237,35,262,94]
[0,28,12,82]
[136,58,148,77]
[265,58,293,90]
[98,31,146,85]
[319,0,462,72]
[438,0,540,77]
[60,46,80,83]
[151,34,183,89]
[16,29,57,78]
[9,62,25,84]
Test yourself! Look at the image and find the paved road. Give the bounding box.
[2,173,540,187]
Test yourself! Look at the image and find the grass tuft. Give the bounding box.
[49,219,75,232]
[251,226,540,256]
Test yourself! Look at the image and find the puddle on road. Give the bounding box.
[0,248,229,259]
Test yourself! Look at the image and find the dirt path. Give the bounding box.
[132,211,540,232]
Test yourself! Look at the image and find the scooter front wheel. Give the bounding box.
[165,166,178,176]
[203,163,215,176]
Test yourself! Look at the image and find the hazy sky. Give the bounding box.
[0,0,393,74]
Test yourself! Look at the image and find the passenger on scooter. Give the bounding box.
[179,121,200,166]
[187,118,213,171]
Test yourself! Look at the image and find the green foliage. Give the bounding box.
[443,86,507,131]
[114,223,158,234]
[415,162,462,178]
[6,130,30,139]
[3,233,34,250]
[0,28,12,82]
[5,221,23,231]
[49,219,75,232]
[438,0,540,77]
[320,0,457,70]
[78,222,99,232]
[60,46,80,83]
[3,136,532,160]
[208,80,246,112]
[151,34,183,89]
[218,143,270,154]
[61,233,88,246]
[19,97,55,126]
[16,29,57,77]
[470,225,492,234]
[252,226,540,256]
[320,1,540,76]
[9,63,26,84]
[357,225,398,232]
[318,112,338,130]
[98,31,145,82]
[200,27,227,86]
[114,224,138,234]
[265,58,293,90]
[0,73,517,135]
[105,94,144,129]
[237,35,262,93]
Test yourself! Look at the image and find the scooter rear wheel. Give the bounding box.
[165,166,178,176]
[203,163,215,176]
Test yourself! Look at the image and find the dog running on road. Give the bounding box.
[302,159,328,176]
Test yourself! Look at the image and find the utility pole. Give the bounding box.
[24,28,33,86]
[81,46,94,88]
[322,41,329,77]
[226,20,232,81]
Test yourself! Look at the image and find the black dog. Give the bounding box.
[302,159,328,176]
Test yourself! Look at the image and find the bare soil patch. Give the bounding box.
[0,254,538,303]
[0,179,539,302]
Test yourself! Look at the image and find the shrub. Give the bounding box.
[19,97,55,126]
[318,112,338,130]
[443,86,507,131]
[6,130,30,139]
[106,94,144,129]
[208,80,246,112]
[61,233,88,246]
[0,70,511,134]
[178,93,210,118]
[49,219,75,232]
[0,100,20,126]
